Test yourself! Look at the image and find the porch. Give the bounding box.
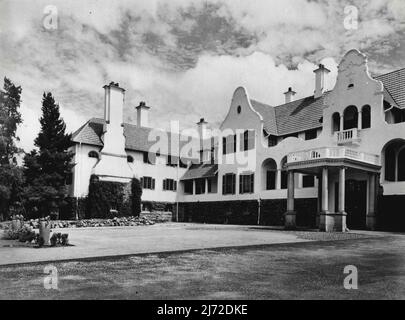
[284,146,381,232]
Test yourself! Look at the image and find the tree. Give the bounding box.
[0,77,22,165]
[0,78,23,220]
[131,177,142,216]
[22,92,73,218]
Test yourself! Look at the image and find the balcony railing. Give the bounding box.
[336,128,360,145]
[287,147,380,166]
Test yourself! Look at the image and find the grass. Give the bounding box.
[0,235,404,299]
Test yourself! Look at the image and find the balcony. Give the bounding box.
[336,128,360,145]
[287,147,380,166]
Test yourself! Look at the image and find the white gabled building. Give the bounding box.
[70,49,405,231]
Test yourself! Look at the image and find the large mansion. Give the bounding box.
[70,49,405,231]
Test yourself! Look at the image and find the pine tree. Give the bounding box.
[22,92,74,218]
[0,78,23,220]
[0,77,22,165]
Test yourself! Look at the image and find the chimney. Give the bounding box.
[283,87,296,103]
[197,118,208,140]
[103,81,125,126]
[313,64,330,99]
[136,101,150,127]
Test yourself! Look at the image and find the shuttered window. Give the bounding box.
[239,173,254,194]
[141,176,155,190]
[222,173,236,195]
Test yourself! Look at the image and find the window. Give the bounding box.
[266,170,276,190]
[184,180,193,194]
[241,130,255,151]
[88,151,99,158]
[302,175,315,188]
[141,176,155,190]
[166,155,178,167]
[195,178,206,194]
[222,134,237,154]
[207,177,217,193]
[163,179,177,191]
[239,173,254,194]
[200,150,211,163]
[281,171,288,189]
[222,173,236,195]
[332,112,340,133]
[343,105,358,130]
[143,152,156,165]
[305,129,317,140]
[348,83,354,89]
[362,105,371,129]
[237,106,241,114]
[127,155,134,163]
[268,135,278,147]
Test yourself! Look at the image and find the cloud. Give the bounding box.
[0,0,403,153]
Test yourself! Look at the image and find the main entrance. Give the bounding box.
[335,180,367,229]
[346,180,367,229]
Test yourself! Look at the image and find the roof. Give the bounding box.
[251,67,405,136]
[250,93,327,136]
[72,118,198,157]
[180,164,218,180]
[375,68,405,109]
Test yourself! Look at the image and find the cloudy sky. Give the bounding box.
[0,0,404,151]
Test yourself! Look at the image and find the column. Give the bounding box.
[319,167,329,231]
[285,170,296,229]
[276,169,281,190]
[287,171,295,212]
[367,173,376,230]
[322,167,329,213]
[340,115,344,131]
[358,111,362,130]
[336,167,348,232]
[316,173,322,228]
[338,167,345,213]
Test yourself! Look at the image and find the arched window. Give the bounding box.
[398,148,405,181]
[343,105,358,130]
[262,158,277,190]
[88,151,99,159]
[127,155,134,163]
[332,112,340,133]
[362,105,371,129]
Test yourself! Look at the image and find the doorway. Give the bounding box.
[335,179,367,229]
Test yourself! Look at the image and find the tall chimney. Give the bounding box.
[103,81,125,126]
[313,64,330,99]
[136,101,150,127]
[197,118,209,162]
[283,87,296,103]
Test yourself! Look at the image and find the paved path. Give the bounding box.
[0,223,314,266]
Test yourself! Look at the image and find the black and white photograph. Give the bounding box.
[0,0,404,306]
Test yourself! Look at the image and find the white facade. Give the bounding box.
[69,50,405,230]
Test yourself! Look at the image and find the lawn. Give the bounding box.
[0,235,404,299]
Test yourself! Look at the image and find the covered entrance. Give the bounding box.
[284,147,381,232]
[335,179,367,229]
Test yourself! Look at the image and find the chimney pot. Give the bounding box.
[313,64,330,98]
[283,87,296,103]
[136,101,150,127]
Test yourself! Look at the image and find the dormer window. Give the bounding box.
[127,155,134,163]
[88,151,99,159]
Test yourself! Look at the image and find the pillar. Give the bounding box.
[276,169,281,190]
[319,167,329,231]
[340,115,344,131]
[358,111,362,130]
[285,170,296,229]
[338,167,345,213]
[316,173,322,228]
[367,173,377,230]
